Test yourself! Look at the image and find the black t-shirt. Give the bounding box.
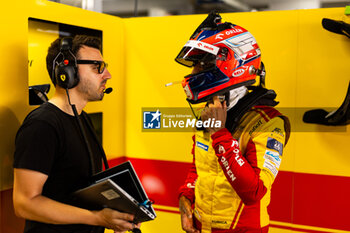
[14,102,104,233]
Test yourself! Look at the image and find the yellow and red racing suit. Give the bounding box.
[179,106,290,233]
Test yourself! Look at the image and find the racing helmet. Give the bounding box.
[175,12,264,104]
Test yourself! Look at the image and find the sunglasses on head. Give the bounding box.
[77,60,108,74]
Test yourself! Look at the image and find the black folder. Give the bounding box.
[73,161,156,223]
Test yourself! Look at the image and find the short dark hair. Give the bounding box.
[46,35,101,85]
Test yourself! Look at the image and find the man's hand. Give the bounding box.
[94,208,136,232]
[179,196,199,233]
[201,96,227,134]
[113,222,141,233]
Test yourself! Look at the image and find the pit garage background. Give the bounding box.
[0,1,350,233]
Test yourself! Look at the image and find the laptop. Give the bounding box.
[73,161,156,223]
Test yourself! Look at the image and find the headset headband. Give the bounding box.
[51,37,78,88]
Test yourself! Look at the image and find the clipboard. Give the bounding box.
[73,161,156,223]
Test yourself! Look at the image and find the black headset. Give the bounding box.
[51,37,79,89]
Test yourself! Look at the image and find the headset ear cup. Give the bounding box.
[55,63,79,89]
[65,65,79,89]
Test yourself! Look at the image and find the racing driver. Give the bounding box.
[176,12,291,233]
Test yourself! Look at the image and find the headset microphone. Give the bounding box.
[104,87,113,94]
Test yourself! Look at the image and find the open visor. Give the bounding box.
[175,40,220,67]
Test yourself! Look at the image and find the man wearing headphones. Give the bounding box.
[13,35,136,233]
[176,13,290,233]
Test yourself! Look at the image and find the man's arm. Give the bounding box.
[211,116,286,205]
[178,136,197,203]
[202,97,286,205]
[178,136,199,233]
[13,168,135,232]
[210,128,268,205]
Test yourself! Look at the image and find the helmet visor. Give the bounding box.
[183,66,230,103]
[175,40,219,67]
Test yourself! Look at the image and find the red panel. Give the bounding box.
[269,171,294,222]
[269,224,332,233]
[153,207,179,214]
[0,189,25,233]
[269,170,350,231]
[293,172,350,231]
[108,156,128,167]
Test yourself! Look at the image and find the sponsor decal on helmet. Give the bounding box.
[197,42,216,53]
[215,33,224,40]
[225,28,243,36]
[214,28,245,42]
[184,40,219,55]
[226,33,256,56]
[232,68,245,77]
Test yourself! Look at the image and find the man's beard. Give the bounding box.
[78,78,105,101]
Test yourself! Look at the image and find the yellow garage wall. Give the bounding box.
[0,0,126,173]
[122,8,350,232]
[124,8,350,178]
[294,9,350,176]
[123,15,201,163]
[0,2,28,192]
